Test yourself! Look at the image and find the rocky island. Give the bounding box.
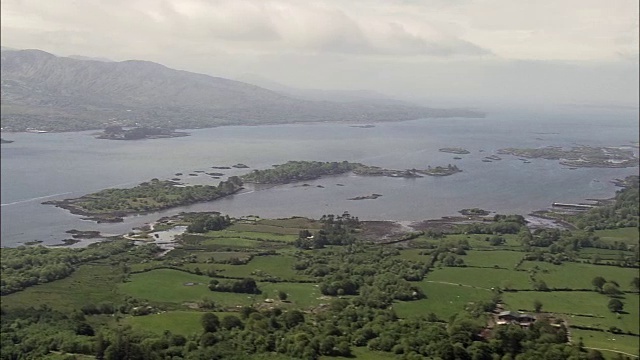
[95,126,189,140]
[349,194,383,200]
[439,147,470,154]
[1,138,14,144]
[497,145,639,168]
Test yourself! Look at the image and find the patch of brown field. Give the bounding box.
[359,221,406,243]
[409,216,484,233]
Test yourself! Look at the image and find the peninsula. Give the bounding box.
[43,177,243,222]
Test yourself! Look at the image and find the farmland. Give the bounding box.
[1,209,638,359]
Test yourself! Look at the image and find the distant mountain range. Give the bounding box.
[0,49,484,132]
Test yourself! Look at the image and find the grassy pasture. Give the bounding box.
[395,249,429,262]
[229,223,302,236]
[594,227,639,246]
[570,328,640,358]
[394,281,493,320]
[502,291,639,333]
[214,229,297,242]
[119,269,256,307]
[123,310,210,336]
[566,295,639,334]
[201,237,263,248]
[427,267,532,290]
[579,248,634,260]
[189,255,310,281]
[440,233,522,249]
[192,251,253,262]
[0,263,123,312]
[259,282,324,309]
[462,250,525,268]
[520,261,639,291]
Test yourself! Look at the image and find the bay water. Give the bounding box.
[1,106,638,247]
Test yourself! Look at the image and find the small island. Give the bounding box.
[1,138,14,144]
[350,124,375,128]
[415,164,462,177]
[232,163,250,169]
[459,208,490,216]
[348,194,383,200]
[95,126,189,140]
[439,147,470,154]
[497,145,639,168]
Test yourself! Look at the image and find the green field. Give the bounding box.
[502,291,639,333]
[427,266,532,290]
[394,281,493,320]
[123,310,212,336]
[260,282,324,309]
[395,248,429,262]
[120,269,257,307]
[214,229,297,242]
[201,236,264,248]
[570,328,640,358]
[229,223,303,236]
[462,250,525,268]
[519,261,639,291]
[1,263,123,311]
[594,227,639,246]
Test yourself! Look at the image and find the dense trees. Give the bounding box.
[0,240,152,295]
[201,313,220,333]
[607,299,624,313]
[241,161,363,184]
[574,175,639,230]
[464,214,526,235]
[208,278,261,294]
[186,214,231,233]
[295,213,360,249]
[592,276,607,292]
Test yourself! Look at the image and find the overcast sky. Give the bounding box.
[2,0,638,107]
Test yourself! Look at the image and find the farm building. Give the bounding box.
[496,311,536,326]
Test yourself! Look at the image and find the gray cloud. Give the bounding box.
[1,0,637,107]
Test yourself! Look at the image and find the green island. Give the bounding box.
[3,177,638,359]
[43,177,243,222]
[497,146,639,168]
[439,147,471,154]
[243,161,463,184]
[96,126,189,140]
[459,208,491,216]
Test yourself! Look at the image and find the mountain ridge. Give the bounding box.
[1,49,484,132]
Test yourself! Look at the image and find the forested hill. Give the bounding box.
[0,49,484,132]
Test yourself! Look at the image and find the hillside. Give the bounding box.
[0,49,484,132]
